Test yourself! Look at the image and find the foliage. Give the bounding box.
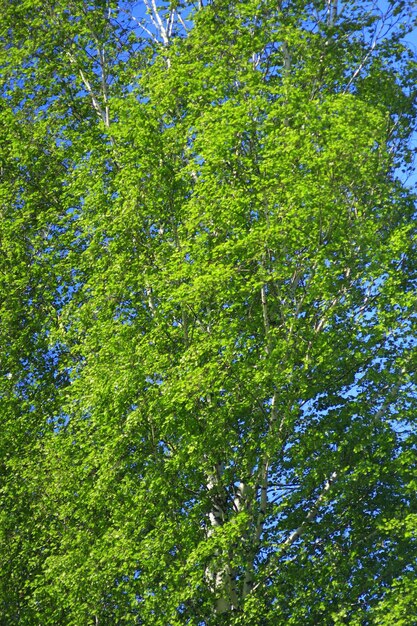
[1,1,417,623]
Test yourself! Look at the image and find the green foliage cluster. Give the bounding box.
[1,1,417,623]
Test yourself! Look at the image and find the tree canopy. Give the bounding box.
[1,1,417,624]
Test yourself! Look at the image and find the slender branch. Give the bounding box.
[143,0,161,36]
[67,51,107,125]
[250,365,410,595]
[128,11,159,43]
[147,0,169,46]
[177,12,189,33]
[166,8,175,39]
[242,464,268,598]
[281,471,338,552]
[260,285,271,353]
[98,46,110,128]
[343,11,390,93]
[250,470,338,594]
[327,0,338,26]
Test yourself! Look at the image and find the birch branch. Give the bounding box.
[241,285,281,598]
[250,470,338,594]
[241,464,269,598]
[98,46,110,128]
[128,12,159,44]
[150,0,168,45]
[343,42,377,93]
[166,8,175,39]
[67,52,108,126]
[177,12,189,34]
[250,365,410,595]
[260,285,271,353]
[327,0,338,26]
[277,373,406,557]
[143,0,161,36]
[143,0,170,46]
[281,471,338,552]
[343,12,389,93]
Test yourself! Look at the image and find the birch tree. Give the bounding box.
[1,1,417,624]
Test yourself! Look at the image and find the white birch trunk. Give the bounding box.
[205,463,232,613]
